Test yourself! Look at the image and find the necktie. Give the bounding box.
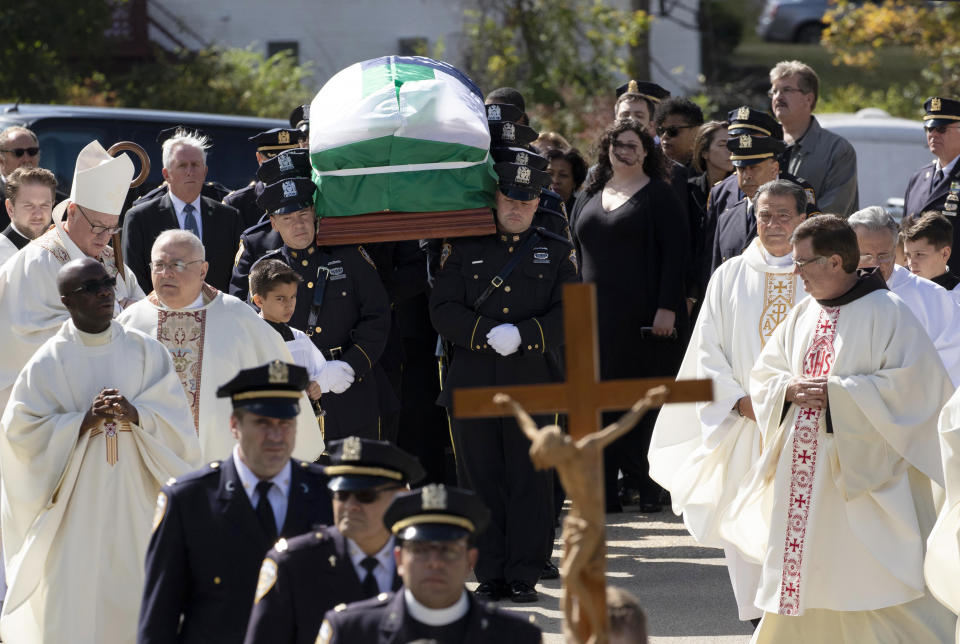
[182,203,199,237]
[360,556,380,598]
[255,480,277,543]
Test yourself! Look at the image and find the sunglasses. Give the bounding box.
[67,276,117,295]
[656,125,696,138]
[1,147,39,158]
[333,486,402,504]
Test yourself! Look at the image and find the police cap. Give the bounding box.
[257,177,316,215]
[257,149,312,185]
[490,146,548,171]
[215,360,307,418]
[485,102,525,124]
[325,437,426,491]
[489,121,539,148]
[384,484,490,542]
[289,104,310,133]
[615,80,670,103]
[249,128,300,155]
[923,97,960,129]
[726,134,786,167]
[726,106,784,139]
[494,162,551,201]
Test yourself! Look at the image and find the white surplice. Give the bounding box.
[118,286,325,461]
[0,235,17,268]
[925,387,960,642]
[286,326,327,382]
[720,282,955,642]
[887,264,960,386]
[0,218,144,410]
[649,238,807,620]
[0,320,201,644]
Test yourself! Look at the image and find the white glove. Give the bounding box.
[317,360,355,394]
[486,323,521,356]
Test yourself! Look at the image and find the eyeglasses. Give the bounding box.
[656,125,695,138]
[767,87,806,98]
[332,486,402,504]
[859,252,895,265]
[1,147,39,158]
[67,276,117,295]
[401,541,467,563]
[793,256,826,270]
[757,213,799,225]
[150,259,204,273]
[75,204,122,235]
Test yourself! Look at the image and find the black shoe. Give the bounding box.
[540,561,559,580]
[474,580,507,601]
[509,580,538,603]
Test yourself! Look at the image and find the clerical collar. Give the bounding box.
[159,293,204,310]
[759,245,793,267]
[74,322,113,347]
[815,267,887,306]
[1,223,30,250]
[403,588,469,626]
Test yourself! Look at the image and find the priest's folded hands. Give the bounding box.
[784,375,827,409]
[81,387,140,433]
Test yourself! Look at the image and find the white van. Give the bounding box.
[816,109,932,219]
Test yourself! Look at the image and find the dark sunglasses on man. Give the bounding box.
[1,147,39,158]
[67,276,117,295]
[656,125,695,138]
[332,485,403,504]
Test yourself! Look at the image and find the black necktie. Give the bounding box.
[255,480,277,543]
[360,556,380,598]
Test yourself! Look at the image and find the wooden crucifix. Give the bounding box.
[453,282,712,644]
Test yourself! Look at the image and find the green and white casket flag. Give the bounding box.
[309,56,497,218]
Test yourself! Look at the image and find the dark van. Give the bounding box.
[0,103,286,199]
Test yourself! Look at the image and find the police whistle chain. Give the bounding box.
[106,141,150,280]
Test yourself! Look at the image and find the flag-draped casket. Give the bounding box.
[309,56,497,242]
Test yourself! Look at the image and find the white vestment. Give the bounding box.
[0,320,201,644]
[720,282,955,642]
[0,219,144,410]
[649,238,806,620]
[887,264,960,386]
[0,235,17,268]
[926,388,960,642]
[118,286,325,461]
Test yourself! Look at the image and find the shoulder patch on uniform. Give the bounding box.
[254,558,278,604]
[358,245,377,269]
[439,242,452,270]
[316,618,333,644]
[234,238,245,268]
[568,249,578,272]
[152,491,168,534]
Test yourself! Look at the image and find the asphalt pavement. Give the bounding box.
[471,508,755,643]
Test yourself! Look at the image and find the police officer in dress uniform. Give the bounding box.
[904,97,960,251]
[223,128,301,230]
[712,134,820,272]
[430,154,579,603]
[244,437,425,644]
[229,149,312,301]
[317,484,542,644]
[254,172,395,441]
[137,361,333,644]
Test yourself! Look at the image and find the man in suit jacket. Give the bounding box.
[123,128,242,293]
[244,437,426,644]
[904,96,960,250]
[137,362,333,644]
[318,485,541,644]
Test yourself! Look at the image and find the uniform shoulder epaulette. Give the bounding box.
[249,249,283,273]
[299,459,326,475]
[338,592,393,613]
[533,226,574,247]
[165,461,221,489]
[274,529,327,557]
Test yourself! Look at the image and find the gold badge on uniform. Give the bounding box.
[278,130,291,145]
[421,483,447,510]
[152,491,168,534]
[932,97,943,112]
[736,106,750,121]
[268,360,289,384]
[254,558,278,604]
[739,134,752,149]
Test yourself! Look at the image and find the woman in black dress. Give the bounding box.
[570,118,690,513]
